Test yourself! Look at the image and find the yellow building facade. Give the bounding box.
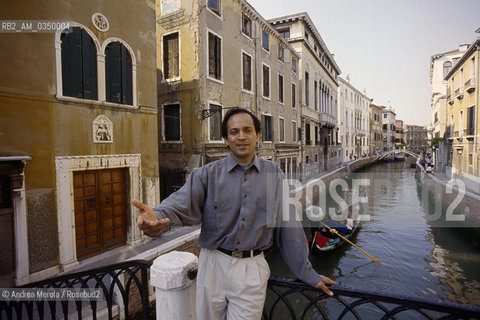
[156,0,301,185]
[0,1,159,285]
[446,38,479,178]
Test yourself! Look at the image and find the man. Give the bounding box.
[133,107,335,319]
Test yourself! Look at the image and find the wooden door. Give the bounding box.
[74,168,127,260]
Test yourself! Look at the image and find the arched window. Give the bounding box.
[61,27,98,100]
[105,42,133,105]
[443,61,452,78]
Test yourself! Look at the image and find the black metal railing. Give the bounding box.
[0,260,152,320]
[263,277,480,320]
[3,262,480,320]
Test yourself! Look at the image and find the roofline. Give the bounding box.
[240,0,300,58]
[430,44,470,60]
[267,12,341,74]
[444,38,480,80]
[337,76,372,100]
[429,44,470,80]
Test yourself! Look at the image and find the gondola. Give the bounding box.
[306,202,366,254]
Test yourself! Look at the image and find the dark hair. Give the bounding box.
[221,107,261,139]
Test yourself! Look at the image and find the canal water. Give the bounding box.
[266,159,480,310]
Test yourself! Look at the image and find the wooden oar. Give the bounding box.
[320,221,380,262]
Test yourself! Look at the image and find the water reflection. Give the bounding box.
[267,159,480,308]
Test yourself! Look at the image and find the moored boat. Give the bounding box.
[381,155,395,162]
[306,202,366,254]
[395,152,406,161]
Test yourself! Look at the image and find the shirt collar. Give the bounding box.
[226,153,261,172]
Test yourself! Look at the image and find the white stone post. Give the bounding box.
[150,251,198,320]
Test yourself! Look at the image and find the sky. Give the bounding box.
[247,0,480,126]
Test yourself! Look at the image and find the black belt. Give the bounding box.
[217,247,263,258]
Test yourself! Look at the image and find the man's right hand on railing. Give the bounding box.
[132,199,170,237]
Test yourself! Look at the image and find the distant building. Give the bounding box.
[430,45,469,139]
[269,12,342,177]
[395,119,405,147]
[337,76,371,160]
[445,37,480,178]
[404,125,429,153]
[369,104,384,154]
[156,0,302,185]
[382,107,396,151]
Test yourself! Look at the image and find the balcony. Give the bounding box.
[465,78,476,93]
[319,112,336,127]
[455,87,464,100]
[446,88,454,105]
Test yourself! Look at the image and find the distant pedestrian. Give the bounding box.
[426,156,432,168]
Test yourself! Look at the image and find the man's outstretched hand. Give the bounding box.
[132,199,170,237]
[315,276,336,297]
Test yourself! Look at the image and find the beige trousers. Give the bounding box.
[196,248,270,320]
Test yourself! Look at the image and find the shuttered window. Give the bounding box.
[242,53,252,91]
[262,115,273,141]
[105,42,133,105]
[209,104,222,141]
[263,64,270,98]
[164,104,181,141]
[61,27,97,100]
[208,32,222,80]
[163,32,179,79]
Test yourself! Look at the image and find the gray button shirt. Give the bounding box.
[154,153,322,286]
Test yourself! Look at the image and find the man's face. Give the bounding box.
[224,112,260,164]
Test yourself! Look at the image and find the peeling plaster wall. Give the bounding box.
[27,189,58,273]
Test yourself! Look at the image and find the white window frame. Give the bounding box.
[262,113,274,142]
[207,0,222,18]
[207,101,223,142]
[241,12,252,39]
[55,23,138,108]
[241,50,253,94]
[161,30,181,82]
[278,73,284,104]
[262,63,271,100]
[292,82,296,109]
[206,29,224,84]
[292,120,297,142]
[261,29,270,53]
[279,116,285,142]
[162,102,183,143]
[470,57,476,79]
[278,43,284,63]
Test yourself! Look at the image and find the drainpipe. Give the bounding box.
[254,20,259,118]
[198,2,208,166]
[475,44,479,157]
